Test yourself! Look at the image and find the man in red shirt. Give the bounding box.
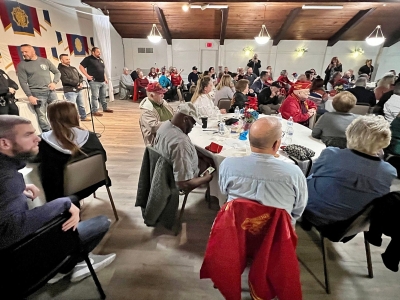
[279,81,317,127]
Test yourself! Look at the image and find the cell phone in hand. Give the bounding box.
[200,166,215,177]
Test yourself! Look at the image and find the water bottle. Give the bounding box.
[277,112,282,122]
[285,116,294,145]
[234,106,240,119]
[219,122,225,136]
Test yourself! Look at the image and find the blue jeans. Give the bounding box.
[31,90,58,131]
[89,81,107,113]
[64,91,87,120]
[77,215,110,254]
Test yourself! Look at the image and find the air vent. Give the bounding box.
[146,48,153,53]
[138,48,145,53]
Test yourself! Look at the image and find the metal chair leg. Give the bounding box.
[93,192,96,198]
[364,232,374,278]
[175,193,189,235]
[105,186,119,221]
[205,184,211,209]
[321,236,331,294]
[83,255,106,299]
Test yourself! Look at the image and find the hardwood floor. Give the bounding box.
[30,99,400,300]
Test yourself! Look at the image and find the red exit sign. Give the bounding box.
[206,42,213,48]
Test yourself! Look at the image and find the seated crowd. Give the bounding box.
[2,51,400,299]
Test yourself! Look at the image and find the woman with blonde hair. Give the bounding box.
[37,101,106,201]
[304,115,396,228]
[214,74,234,105]
[191,76,216,116]
[375,74,395,100]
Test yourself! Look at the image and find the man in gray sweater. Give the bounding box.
[17,44,61,131]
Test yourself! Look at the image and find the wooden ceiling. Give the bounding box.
[83,1,400,47]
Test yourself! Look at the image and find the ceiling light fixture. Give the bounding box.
[366,25,385,46]
[147,24,162,43]
[255,25,271,45]
[190,4,228,9]
[182,4,190,12]
[302,5,343,10]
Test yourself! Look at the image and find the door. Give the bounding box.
[201,50,218,73]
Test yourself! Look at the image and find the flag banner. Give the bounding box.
[66,34,89,56]
[56,31,63,45]
[0,44,13,70]
[90,37,94,47]
[0,1,41,36]
[51,47,58,61]
[9,45,47,69]
[43,10,51,26]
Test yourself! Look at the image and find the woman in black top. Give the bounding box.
[37,101,107,202]
[229,79,249,112]
[0,66,19,115]
[358,59,374,79]
[324,56,343,87]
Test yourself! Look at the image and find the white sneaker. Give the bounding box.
[70,253,116,283]
[47,271,72,284]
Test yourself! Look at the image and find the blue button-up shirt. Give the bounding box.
[219,152,308,223]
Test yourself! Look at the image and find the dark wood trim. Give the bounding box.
[327,8,375,47]
[85,0,400,3]
[154,6,172,45]
[384,27,400,47]
[272,7,301,46]
[220,8,229,46]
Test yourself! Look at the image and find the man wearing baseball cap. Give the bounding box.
[154,103,214,192]
[188,66,199,90]
[279,81,317,127]
[139,82,174,146]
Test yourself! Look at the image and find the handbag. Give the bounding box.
[283,144,315,161]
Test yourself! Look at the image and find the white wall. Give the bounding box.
[0,0,123,97]
[123,38,398,83]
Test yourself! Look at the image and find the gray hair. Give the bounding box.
[359,73,369,79]
[355,77,367,87]
[377,74,395,88]
[346,115,391,155]
[0,115,31,140]
[280,70,287,76]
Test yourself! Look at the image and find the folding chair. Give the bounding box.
[350,104,370,115]
[217,98,232,111]
[64,154,119,221]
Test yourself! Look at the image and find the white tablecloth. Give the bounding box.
[189,115,326,206]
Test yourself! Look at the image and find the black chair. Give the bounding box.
[0,215,106,299]
[302,206,373,294]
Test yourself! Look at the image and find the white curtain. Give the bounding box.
[93,14,114,102]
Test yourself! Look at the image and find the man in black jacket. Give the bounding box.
[247,53,261,76]
[58,54,90,121]
[258,82,281,115]
[0,66,19,115]
[347,78,376,107]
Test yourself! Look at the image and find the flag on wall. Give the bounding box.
[66,34,89,56]
[56,31,63,45]
[51,47,58,61]
[90,37,94,47]
[0,44,13,70]
[8,45,47,69]
[0,1,41,36]
[43,10,51,26]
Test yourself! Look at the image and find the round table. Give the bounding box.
[189,115,326,206]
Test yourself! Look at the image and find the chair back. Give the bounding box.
[350,104,370,115]
[218,98,231,111]
[64,154,107,196]
[0,216,79,298]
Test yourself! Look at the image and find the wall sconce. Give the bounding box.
[295,47,308,57]
[351,47,364,57]
[243,46,254,57]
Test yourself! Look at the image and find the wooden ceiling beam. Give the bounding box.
[219,8,229,46]
[155,6,172,45]
[272,7,301,46]
[384,27,400,47]
[327,8,375,46]
[85,0,400,3]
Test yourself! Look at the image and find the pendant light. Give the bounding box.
[366,25,385,46]
[147,24,162,43]
[254,5,271,45]
[148,5,163,43]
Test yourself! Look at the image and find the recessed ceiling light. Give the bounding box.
[302,5,343,10]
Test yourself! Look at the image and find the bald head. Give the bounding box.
[249,117,282,154]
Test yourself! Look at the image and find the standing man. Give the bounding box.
[79,47,113,117]
[58,54,90,121]
[247,53,261,76]
[17,44,61,132]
